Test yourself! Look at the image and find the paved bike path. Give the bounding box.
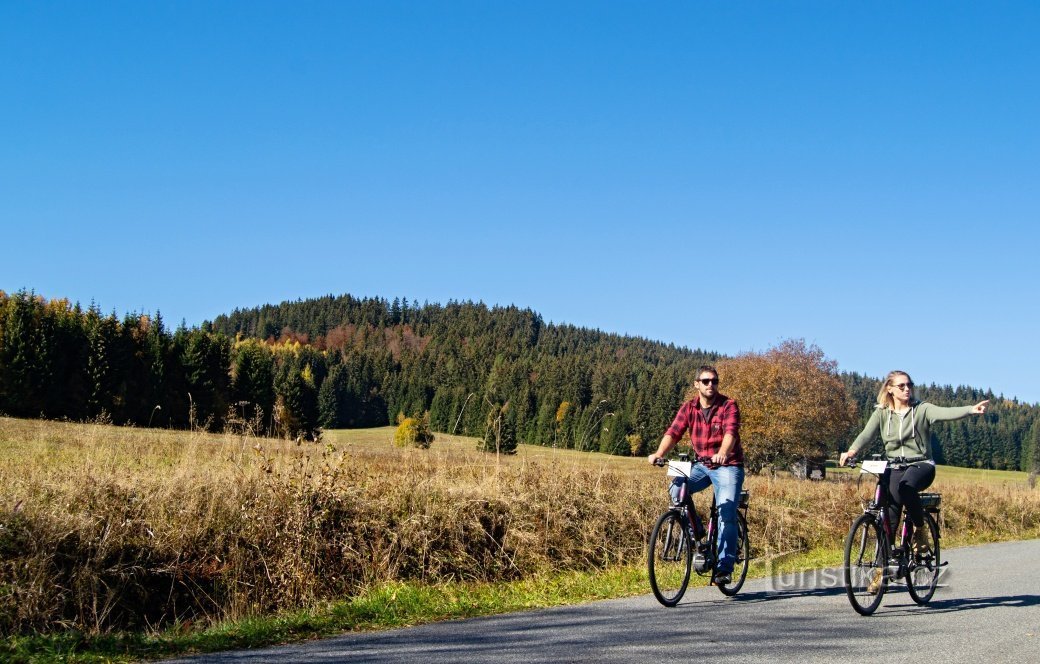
[167,539,1040,663]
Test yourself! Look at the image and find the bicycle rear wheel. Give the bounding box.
[906,512,941,605]
[717,512,749,596]
[648,509,692,607]
[843,513,888,615]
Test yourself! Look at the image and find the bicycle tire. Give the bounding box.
[716,511,749,596]
[648,509,692,607]
[843,513,888,615]
[906,512,941,605]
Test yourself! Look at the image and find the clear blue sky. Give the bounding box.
[2,2,1038,403]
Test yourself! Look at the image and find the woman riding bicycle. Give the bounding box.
[839,370,988,552]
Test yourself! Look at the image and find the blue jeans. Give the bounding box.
[670,463,745,573]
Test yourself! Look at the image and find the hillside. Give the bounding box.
[1,290,1037,470]
[207,293,1040,471]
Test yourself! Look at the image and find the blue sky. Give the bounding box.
[2,1,1038,403]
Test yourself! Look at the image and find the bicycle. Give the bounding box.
[842,454,943,616]
[647,455,750,606]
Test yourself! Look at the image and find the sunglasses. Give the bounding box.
[893,382,913,390]
[698,378,719,386]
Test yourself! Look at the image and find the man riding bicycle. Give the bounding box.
[648,365,744,584]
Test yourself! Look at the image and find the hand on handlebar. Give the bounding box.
[839,451,855,467]
[648,453,666,466]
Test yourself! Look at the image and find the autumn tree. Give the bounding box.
[716,339,857,473]
[394,412,434,449]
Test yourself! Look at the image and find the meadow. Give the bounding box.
[2,417,1038,659]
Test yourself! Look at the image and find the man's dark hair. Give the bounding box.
[695,365,719,380]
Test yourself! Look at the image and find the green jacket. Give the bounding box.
[849,400,974,460]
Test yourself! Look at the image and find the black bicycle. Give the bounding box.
[842,455,943,616]
[647,455,750,606]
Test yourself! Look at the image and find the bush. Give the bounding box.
[394,415,434,449]
[627,433,644,457]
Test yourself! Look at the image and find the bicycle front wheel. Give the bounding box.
[843,513,888,616]
[906,512,941,605]
[717,511,749,596]
[648,509,692,607]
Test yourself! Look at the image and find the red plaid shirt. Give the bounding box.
[664,395,743,466]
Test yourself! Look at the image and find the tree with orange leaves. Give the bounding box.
[716,339,857,473]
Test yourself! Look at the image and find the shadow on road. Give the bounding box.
[884,593,1040,615]
[726,586,849,603]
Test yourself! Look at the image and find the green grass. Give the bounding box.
[825,457,1036,488]
[335,427,1040,487]
[930,463,1035,486]
[323,426,646,471]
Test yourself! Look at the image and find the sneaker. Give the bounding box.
[866,568,883,594]
[911,528,932,558]
[715,570,732,585]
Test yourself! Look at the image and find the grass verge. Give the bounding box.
[16,534,1014,664]
[3,550,826,663]
[5,536,1035,663]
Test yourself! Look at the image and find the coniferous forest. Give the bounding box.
[2,290,1037,471]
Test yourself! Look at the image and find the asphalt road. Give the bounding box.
[167,539,1040,663]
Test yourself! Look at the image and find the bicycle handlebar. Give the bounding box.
[652,456,714,468]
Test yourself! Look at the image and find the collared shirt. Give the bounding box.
[665,394,743,466]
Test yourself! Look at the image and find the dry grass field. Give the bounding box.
[2,417,1038,638]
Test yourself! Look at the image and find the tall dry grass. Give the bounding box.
[2,417,1038,637]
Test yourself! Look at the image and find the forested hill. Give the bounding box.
[1,290,1036,471]
[205,294,720,456]
[207,294,1039,472]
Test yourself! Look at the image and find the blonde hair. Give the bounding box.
[877,370,913,410]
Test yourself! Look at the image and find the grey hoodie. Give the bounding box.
[849,400,975,460]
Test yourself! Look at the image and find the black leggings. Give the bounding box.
[887,462,936,531]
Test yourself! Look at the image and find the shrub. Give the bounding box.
[627,433,644,457]
[394,415,434,449]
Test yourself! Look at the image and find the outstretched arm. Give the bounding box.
[925,400,990,423]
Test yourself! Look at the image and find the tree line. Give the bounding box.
[2,289,1037,472]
